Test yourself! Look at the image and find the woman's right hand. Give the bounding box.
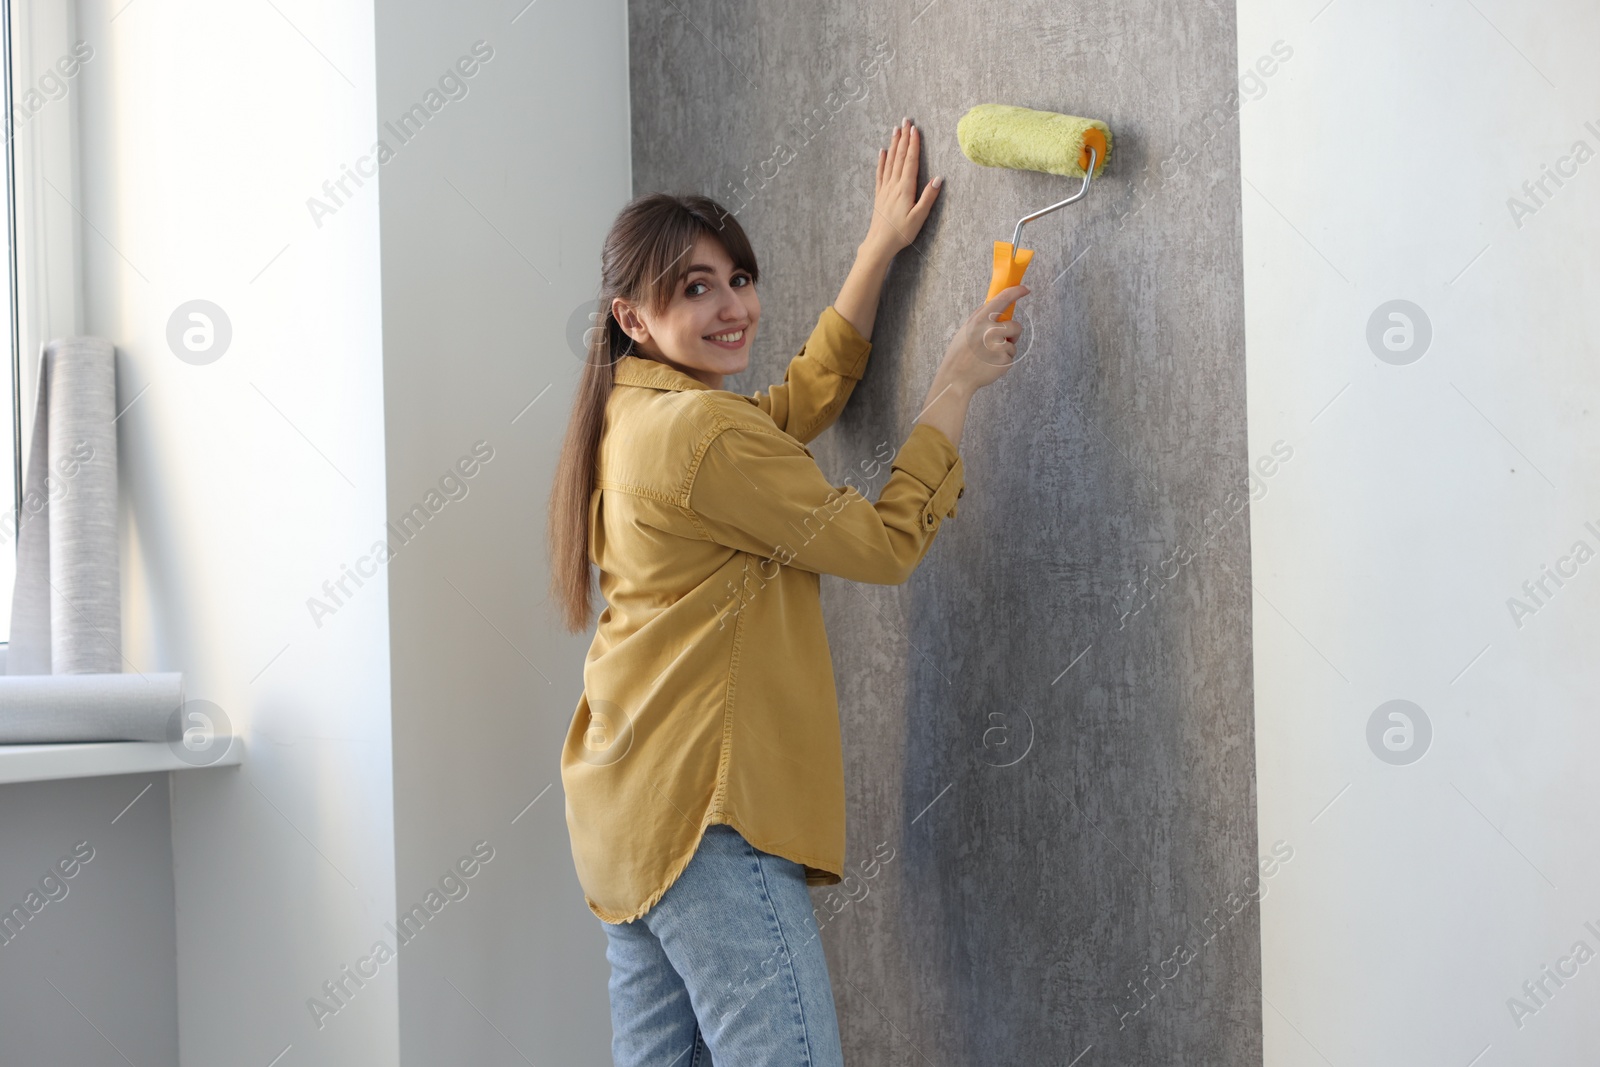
[935,284,1030,394]
[914,283,1030,449]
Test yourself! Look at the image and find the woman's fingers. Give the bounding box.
[984,321,1020,345]
[888,119,916,187]
[872,119,926,201]
[981,334,1016,363]
[978,284,1030,321]
[899,123,919,187]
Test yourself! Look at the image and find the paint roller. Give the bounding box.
[956,103,1112,321]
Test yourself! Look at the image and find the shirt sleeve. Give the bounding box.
[745,306,872,445]
[685,420,965,585]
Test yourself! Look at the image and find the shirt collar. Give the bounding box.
[613,354,714,393]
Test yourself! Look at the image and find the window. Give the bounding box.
[0,0,90,647]
[0,0,21,644]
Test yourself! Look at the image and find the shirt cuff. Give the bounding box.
[807,306,872,380]
[892,422,966,529]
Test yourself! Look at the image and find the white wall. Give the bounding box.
[371,1,630,1063]
[0,774,178,1062]
[1239,2,1600,1063]
[74,0,399,1062]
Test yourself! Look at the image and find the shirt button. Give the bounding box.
[924,513,935,527]
[957,486,965,499]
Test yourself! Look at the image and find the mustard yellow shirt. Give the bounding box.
[560,304,965,923]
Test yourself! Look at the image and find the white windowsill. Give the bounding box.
[0,736,244,785]
[0,645,242,785]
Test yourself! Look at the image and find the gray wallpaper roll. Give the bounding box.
[0,672,185,743]
[7,336,121,675]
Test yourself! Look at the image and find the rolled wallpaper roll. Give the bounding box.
[7,337,121,675]
[0,672,185,743]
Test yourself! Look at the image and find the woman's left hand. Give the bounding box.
[863,118,941,258]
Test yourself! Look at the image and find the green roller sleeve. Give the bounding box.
[957,104,1111,179]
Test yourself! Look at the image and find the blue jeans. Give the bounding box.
[601,823,846,1067]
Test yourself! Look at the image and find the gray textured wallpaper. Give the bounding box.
[628,1,1259,1061]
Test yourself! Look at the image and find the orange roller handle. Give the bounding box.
[986,240,1034,322]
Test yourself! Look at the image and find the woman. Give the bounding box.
[548,117,1029,1066]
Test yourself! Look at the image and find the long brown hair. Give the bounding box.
[547,192,760,633]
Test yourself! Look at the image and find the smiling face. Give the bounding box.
[611,232,760,390]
